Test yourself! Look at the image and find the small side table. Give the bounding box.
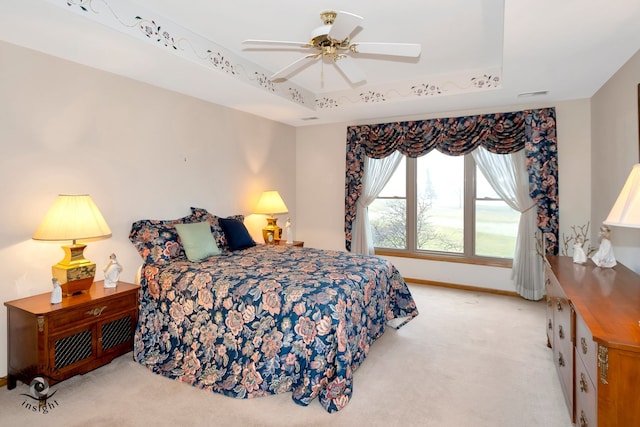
[4,281,140,389]
[277,240,304,247]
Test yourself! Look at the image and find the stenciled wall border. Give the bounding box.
[51,0,503,111]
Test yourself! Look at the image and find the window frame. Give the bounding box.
[373,154,514,268]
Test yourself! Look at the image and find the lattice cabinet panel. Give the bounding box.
[54,329,93,370]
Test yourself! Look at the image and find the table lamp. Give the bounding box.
[33,194,112,295]
[254,190,288,244]
[604,163,640,228]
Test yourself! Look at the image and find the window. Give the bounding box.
[369,152,520,262]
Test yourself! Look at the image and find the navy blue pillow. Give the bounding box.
[218,217,256,251]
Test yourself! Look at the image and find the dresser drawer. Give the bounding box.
[575,348,597,427]
[552,278,572,354]
[550,273,574,417]
[575,311,597,384]
[47,292,138,332]
[554,331,574,415]
[545,274,554,347]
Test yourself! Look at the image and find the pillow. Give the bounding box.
[190,207,245,251]
[175,221,221,261]
[218,217,256,251]
[129,214,200,264]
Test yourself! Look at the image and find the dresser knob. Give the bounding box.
[580,410,588,427]
[558,352,565,367]
[581,337,588,354]
[580,372,588,393]
[558,325,564,339]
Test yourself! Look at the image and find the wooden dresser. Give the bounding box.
[4,281,139,389]
[545,256,640,427]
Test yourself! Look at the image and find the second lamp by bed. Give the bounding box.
[254,190,288,244]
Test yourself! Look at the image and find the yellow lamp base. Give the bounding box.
[52,243,96,296]
[262,217,282,244]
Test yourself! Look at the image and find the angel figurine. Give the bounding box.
[103,253,123,288]
[50,278,62,304]
[591,225,616,268]
[572,235,587,264]
[285,217,293,244]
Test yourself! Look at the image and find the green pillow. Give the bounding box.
[175,221,221,261]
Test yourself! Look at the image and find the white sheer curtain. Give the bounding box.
[352,151,403,255]
[472,147,544,300]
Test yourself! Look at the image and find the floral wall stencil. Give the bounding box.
[56,0,315,108]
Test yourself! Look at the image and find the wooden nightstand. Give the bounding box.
[4,280,140,389]
[277,240,304,247]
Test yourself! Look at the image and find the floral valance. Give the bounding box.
[344,107,558,254]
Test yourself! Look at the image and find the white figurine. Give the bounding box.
[103,253,123,288]
[50,278,62,304]
[572,236,587,264]
[591,225,616,268]
[285,217,293,244]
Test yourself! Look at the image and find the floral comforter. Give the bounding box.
[134,244,418,412]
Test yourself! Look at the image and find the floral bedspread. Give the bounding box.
[134,244,418,412]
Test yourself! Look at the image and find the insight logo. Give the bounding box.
[19,377,60,414]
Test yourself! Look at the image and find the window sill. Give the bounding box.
[374,249,513,268]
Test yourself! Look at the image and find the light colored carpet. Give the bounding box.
[1,285,572,426]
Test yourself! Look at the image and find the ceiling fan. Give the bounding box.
[242,10,421,85]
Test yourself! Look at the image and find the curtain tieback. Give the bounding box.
[522,203,537,213]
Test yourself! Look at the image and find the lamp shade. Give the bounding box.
[254,191,288,216]
[603,164,640,228]
[33,194,112,243]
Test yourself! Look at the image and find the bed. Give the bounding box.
[129,207,418,413]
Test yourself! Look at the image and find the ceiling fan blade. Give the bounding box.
[328,11,363,41]
[271,54,320,80]
[351,42,421,57]
[334,55,366,84]
[242,39,312,49]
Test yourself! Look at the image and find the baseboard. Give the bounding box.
[405,277,519,298]
[0,376,7,388]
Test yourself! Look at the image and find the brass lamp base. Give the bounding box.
[52,243,96,296]
[262,217,282,244]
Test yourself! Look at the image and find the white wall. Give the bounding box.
[2,38,638,379]
[0,41,296,377]
[591,49,640,272]
[296,99,592,293]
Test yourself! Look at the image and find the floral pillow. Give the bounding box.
[129,214,199,264]
[190,207,244,252]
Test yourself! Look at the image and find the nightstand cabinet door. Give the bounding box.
[49,324,95,374]
[100,314,135,353]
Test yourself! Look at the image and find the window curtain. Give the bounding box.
[352,151,403,255]
[344,108,557,299]
[472,147,544,300]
